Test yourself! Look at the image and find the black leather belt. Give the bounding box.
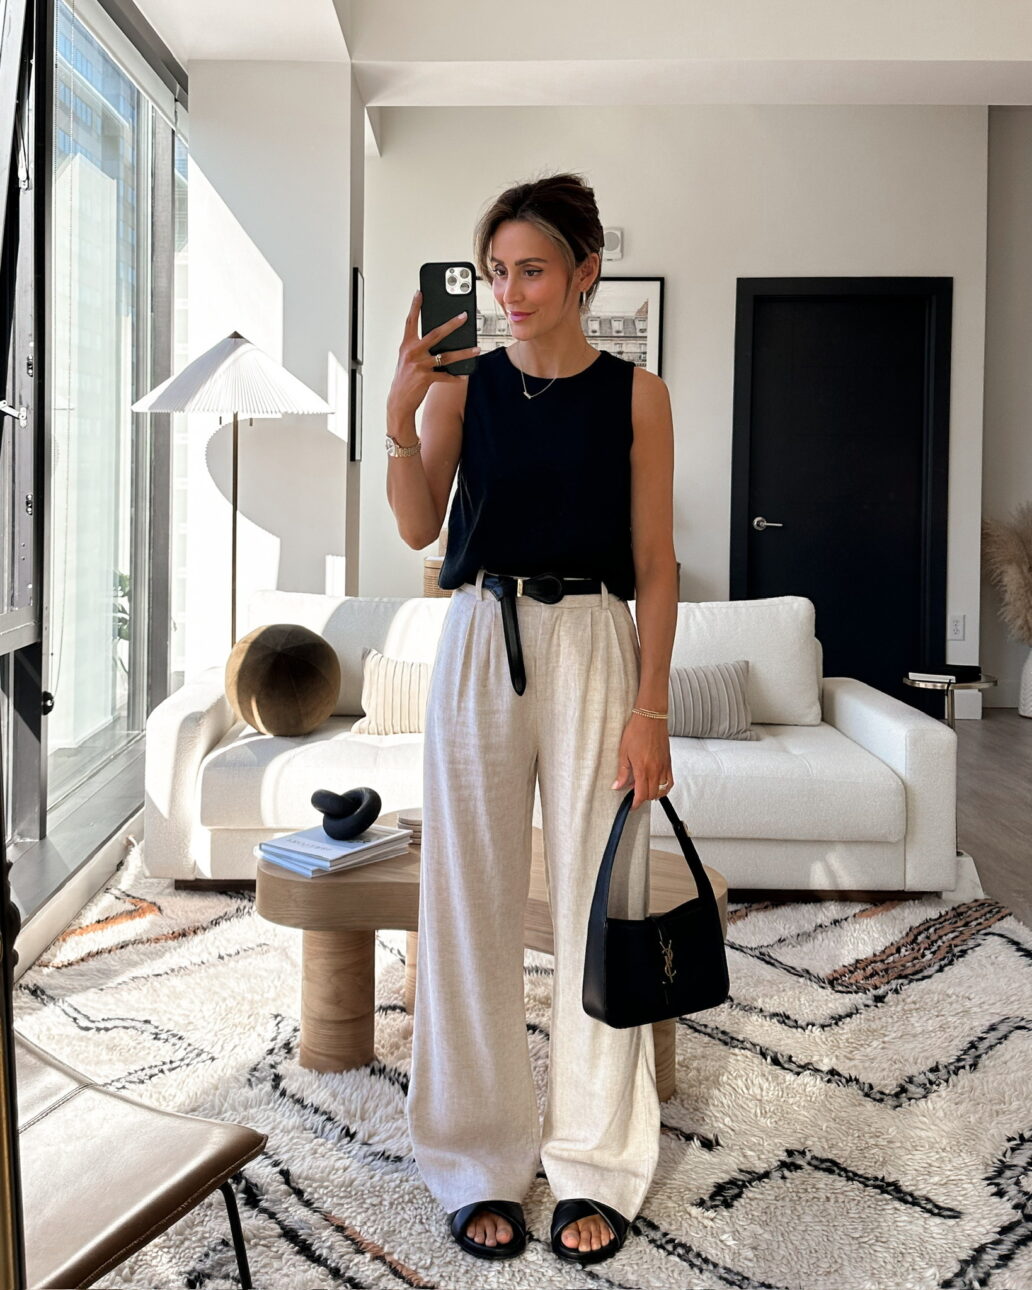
[481,572,604,695]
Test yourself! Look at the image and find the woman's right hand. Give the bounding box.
[387,290,481,421]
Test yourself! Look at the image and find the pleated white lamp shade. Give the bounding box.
[131,332,332,416]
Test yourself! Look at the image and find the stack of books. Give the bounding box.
[907,665,983,683]
[256,822,413,878]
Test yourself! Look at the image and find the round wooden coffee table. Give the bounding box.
[256,810,728,1101]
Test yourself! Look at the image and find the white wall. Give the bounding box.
[180,61,356,674]
[362,105,988,697]
[981,107,1032,708]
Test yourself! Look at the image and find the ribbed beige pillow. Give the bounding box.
[668,659,757,740]
[351,647,430,735]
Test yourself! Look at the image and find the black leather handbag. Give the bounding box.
[583,789,730,1028]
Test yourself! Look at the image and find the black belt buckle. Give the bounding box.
[481,571,570,696]
[525,572,564,603]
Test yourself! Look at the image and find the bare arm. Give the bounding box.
[385,291,477,550]
[611,366,677,809]
[387,378,467,549]
[629,366,678,713]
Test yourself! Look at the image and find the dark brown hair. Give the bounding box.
[473,172,604,315]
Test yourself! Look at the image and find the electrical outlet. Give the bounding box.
[948,614,965,641]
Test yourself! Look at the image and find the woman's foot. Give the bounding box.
[558,1213,614,1254]
[448,1199,527,1260]
[465,1207,515,1248]
[550,1198,629,1265]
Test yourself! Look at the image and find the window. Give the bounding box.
[48,1,154,807]
[1,0,187,932]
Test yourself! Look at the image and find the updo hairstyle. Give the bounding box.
[473,172,604,316]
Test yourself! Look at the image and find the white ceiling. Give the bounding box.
[135,0,1032,107]
[353,61,1032,108]
[136,0,349,64]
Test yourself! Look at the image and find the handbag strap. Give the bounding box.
[588,789,720,929]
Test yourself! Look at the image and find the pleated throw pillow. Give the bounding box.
[350,647,430,735]
[668,659,757,740]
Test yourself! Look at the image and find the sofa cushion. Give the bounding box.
[245,592,449,716]
[665,723,905,842]
[666,596,822,725]
[668,659,756,739]
[197,718,424,829]
[352,648,430,735]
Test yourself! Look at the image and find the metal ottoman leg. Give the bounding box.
[219,1180,253,1289]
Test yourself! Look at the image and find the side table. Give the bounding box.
[255,811,728,1102]
[902,673,997,729]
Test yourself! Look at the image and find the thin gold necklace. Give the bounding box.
[515,342,558,400]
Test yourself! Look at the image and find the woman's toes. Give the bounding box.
[563,1217,613,1251]
[466,1212,511,1246]
[466,1217,491,1246]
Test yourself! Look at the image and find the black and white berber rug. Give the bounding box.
[13,844,1032,1290]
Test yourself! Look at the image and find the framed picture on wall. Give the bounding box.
[351,266,364,364]
[349,367,362,462]
[474,275,665,375]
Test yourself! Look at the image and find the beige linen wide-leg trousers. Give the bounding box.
[406,569,660,1220]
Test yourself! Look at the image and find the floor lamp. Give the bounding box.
[133,332,332,647]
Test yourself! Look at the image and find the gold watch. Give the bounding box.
[385,433,421,457]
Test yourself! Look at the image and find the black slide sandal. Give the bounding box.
[550,1198,629,1265]
[448,1199,528,1260]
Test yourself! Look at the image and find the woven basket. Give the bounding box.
[423,556,451,598]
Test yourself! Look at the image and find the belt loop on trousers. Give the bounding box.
[600,579,609,609]
[475,568,486,600]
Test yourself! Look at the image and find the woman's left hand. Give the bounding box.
[611,712,674,811]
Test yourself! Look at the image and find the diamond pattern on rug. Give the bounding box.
[12,843,1032,1290]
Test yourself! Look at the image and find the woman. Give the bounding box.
[386,172,677,1266]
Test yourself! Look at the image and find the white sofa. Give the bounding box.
[143,590,960,894]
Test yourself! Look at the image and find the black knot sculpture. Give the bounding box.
[311,786,382,841]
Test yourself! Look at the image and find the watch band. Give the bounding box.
[385,433,421,458]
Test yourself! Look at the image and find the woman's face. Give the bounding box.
[488,219,595,340]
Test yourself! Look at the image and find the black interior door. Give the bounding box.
[730,278,951,709]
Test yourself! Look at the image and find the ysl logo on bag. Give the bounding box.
[658,929,676,984]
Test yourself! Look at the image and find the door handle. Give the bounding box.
[752,516,784,531]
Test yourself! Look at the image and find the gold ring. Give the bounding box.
[433,353,443,367]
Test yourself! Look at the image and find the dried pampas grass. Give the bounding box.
[982,502,1032,646]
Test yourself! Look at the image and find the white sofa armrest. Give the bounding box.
[821,676,958,891]
[143,667,238,879]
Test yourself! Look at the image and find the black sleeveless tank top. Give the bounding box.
[437,345,637,601]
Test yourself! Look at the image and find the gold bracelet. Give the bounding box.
[631,706,668,720]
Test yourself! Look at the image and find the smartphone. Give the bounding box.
[419,261,478,375]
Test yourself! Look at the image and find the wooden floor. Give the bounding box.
[955,707,1032,926]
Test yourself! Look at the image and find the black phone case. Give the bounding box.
[419,262,478,375]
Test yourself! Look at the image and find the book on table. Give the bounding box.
[908,665,982,684]
[257,822,413,876]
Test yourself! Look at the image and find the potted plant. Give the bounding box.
[982,503,1032,717]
